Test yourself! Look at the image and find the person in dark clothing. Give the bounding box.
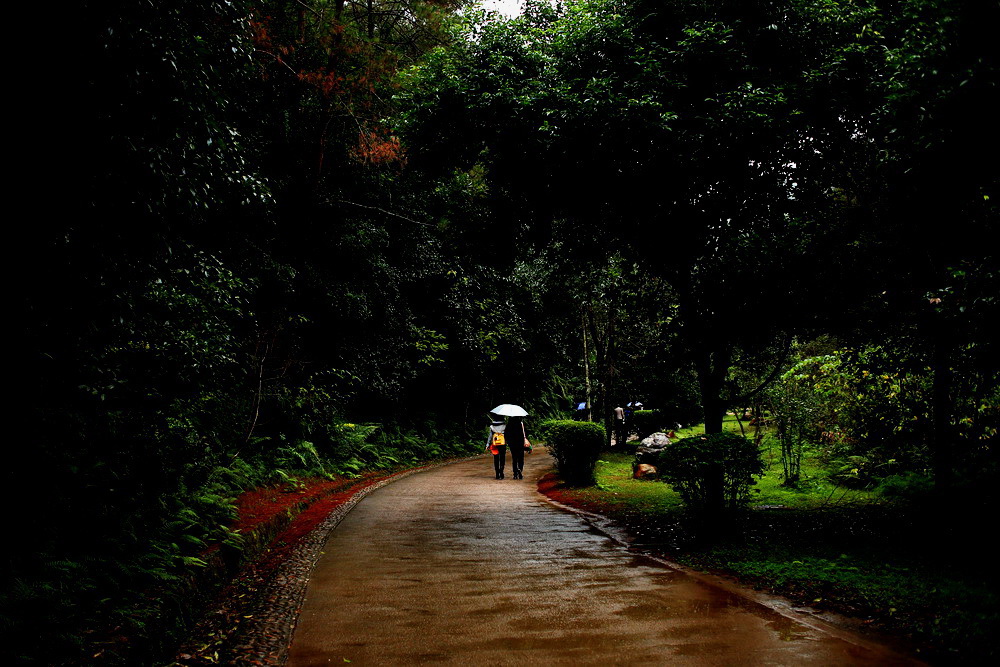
[486,420,507,479]
[506,416,529,480]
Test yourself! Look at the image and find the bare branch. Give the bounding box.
[328,198,434,226]
[732,334,794,405]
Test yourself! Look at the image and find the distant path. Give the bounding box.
[287,450,920,665]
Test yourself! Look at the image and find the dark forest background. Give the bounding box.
[9,0,998,663]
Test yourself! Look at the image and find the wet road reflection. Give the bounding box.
[287,452,921,665]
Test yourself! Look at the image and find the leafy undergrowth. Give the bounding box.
[229,470,390,560]
[79,471,387,665]
[538,453,1000,664]
[103,456,474,666]
[171,469,400,666]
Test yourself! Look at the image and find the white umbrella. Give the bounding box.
[490,404,528,417]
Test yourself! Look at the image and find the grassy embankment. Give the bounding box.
[541,416,998,663]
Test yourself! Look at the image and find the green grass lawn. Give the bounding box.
[544,427,998,663]
[618,411,879,509]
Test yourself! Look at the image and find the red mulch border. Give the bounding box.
[171,457,481,665]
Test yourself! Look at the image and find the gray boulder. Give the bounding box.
[641,432,672,447]
[633,432,672,470]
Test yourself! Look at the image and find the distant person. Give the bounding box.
[486,420,507,480]
[614,405,625,445]
[506,416,530,480]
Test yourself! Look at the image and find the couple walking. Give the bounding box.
[486,405,531,480]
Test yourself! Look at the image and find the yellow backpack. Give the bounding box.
[489,430,506,454]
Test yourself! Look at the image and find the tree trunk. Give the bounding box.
[587,305,616,449]
[694,339,730,516]
[582,311,592,421]
[696,344,730,435]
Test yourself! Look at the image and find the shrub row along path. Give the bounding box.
[287,449,921,666]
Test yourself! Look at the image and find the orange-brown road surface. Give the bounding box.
[287,451,921,666]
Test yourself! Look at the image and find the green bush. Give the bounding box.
[656,432,765,512]
[630,409,667,439]
[877,471,934,501]
[539,419,604,486]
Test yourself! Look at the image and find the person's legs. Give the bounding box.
[493,446,507,479]
[510,443,524,479]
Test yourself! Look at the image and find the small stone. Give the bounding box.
[634,464,658,480]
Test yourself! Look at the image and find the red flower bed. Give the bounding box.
[251,471,387,569]
[176,470,404,665]
[232,476,359,536]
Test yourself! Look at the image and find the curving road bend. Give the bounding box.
[286,450,921,666]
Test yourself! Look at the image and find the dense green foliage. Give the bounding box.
[655,433,766,512]
[12,0,998,662]
[766,338,998,492]
[539,419,606,485]
[13,0,542,663]
[398,0,997,499]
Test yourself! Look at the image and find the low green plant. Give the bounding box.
[656,432,765,512]
[678,545,999,661]
[274,468,307,492]
[540,419,605,486]
[876,471,934,501]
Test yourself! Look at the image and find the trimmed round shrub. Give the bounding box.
[539,419,604,486]
[655,432,765,512]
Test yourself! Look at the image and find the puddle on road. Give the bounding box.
[767,615,811,642]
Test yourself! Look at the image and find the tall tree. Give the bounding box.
[396,0,891,433]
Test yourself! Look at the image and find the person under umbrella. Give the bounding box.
[486,420,507,479]
[505,415,530,479]
[489,404,530,480]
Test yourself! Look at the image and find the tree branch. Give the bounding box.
[732,334,793,405]
[327,198,434,226]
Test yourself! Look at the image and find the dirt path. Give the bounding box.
[286,450,921,665]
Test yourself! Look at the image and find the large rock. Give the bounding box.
[641,432,672,447]
[633,432,672,470]
[633,463,658,480]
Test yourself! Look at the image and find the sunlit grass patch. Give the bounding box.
[751,447,879,508]
[588,453,683,514]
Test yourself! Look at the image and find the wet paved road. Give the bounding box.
[287,451,920,666]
